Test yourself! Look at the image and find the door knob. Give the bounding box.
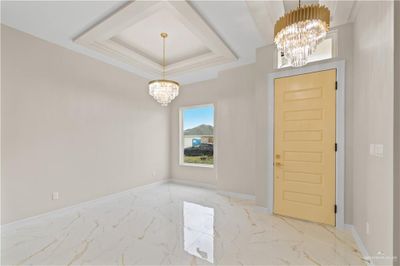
[275,162,282,166]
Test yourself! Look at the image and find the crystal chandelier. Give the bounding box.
[274,1,330,67]
[149,33,179,106]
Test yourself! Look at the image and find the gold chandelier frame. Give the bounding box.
[274,4,330,39]
[148,79,180,86]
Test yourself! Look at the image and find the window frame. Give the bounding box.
[179,104,215,168]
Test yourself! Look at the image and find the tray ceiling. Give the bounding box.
[1,0,355,84]
[110,11,209,65]
[74,1,237,77]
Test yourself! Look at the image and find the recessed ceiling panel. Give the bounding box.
[75,0,236,77]
[111,9,210,65]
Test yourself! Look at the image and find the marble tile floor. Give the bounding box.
[1,183,366,265]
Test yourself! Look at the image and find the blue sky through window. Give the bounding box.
[183,105,214,130]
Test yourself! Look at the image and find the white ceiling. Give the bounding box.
[1,0,355,84]
[74,1,237,78]
[112,10,210,65]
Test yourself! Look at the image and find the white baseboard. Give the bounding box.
[345,224,373,265]
[169,179,257,201]
[169,178,216,190]
[1,179,169,231]
[252,206,271,213]
[217,190,256,201]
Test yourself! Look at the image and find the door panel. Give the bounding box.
[274,69,336,226]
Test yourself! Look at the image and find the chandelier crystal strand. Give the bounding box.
[274,4,330,67]
[148,33,179,106]
[149,80,179,106]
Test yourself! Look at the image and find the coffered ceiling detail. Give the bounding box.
[1,0,355,84]
[74,1,237,78]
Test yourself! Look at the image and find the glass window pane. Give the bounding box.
[277,38,333,69]
[182,105,214,166]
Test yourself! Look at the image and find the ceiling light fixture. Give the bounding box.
[149,33,179,106]
[274,0,330,67]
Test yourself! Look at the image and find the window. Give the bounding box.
[276,31,337,69]
[180,104,214,167]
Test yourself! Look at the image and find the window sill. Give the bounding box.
[179,163,214,169]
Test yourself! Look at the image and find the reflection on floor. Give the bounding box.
[184,201,214,263]
[1,183,365,265]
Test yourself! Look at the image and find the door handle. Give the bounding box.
[275,162,283,167]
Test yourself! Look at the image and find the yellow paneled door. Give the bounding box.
[274,69,336,226]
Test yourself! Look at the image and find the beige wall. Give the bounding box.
[1,25,170,224]
[253,44,274,206]
[394,1,399,264]
[352,2,394,264]
[170,64,256,195]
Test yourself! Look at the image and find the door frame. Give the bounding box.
[266,60,345,228]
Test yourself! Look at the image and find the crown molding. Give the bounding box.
[74,0,237,78]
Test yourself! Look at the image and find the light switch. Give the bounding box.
[52,192,59,200]
[375,144,384,158]
[369,144,375,155]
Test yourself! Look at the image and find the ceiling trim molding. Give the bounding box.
[245,0,284,44]
[74,0,237,77]
[347,0,361,23]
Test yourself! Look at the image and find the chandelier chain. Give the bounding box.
[148,32,179,107]
[162,33,166,80]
